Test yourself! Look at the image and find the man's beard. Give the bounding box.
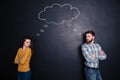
[86,39,93,43]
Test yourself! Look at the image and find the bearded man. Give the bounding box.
[81,30,107,80]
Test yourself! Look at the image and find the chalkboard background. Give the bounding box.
[1,0,120,80]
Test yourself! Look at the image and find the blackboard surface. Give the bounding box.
[1,0,120,80]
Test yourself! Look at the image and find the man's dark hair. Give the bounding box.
[85,30,95,36]
[82,30,95,43]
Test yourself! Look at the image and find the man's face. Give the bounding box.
[86,33,95,43]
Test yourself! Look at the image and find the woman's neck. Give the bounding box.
[22,46,27,51]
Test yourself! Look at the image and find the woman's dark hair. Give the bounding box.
[21,35,34,55]
[22,35,33,48]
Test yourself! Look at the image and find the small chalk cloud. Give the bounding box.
[38,3,80,25]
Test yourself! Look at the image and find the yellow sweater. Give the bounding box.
[14,47,32,72]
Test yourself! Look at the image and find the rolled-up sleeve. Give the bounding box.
[14,48,20,64]
[82,45,96,62]
[97,45,107,60]
[98,50,107,60]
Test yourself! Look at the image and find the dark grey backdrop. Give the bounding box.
[1,0,120,80]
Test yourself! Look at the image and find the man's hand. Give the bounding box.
[100,50,105,55]
[91,54,96,58]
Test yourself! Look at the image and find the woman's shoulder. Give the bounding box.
[26,47,32,51]
[18,47,22,51]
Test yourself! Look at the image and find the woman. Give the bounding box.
[14,35,33,80]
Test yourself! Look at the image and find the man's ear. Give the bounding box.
[93,36,95,39]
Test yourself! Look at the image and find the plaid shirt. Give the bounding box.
[81,43,107,68]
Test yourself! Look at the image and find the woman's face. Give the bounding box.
[23,39,31,48]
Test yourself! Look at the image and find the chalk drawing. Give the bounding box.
[38,3,80,25]
[36,33,40,36]
[43,24,49,28]
[40,29,45,32]
[67,23,72,27]
[37,3,81,37]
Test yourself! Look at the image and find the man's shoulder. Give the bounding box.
[94,43,101,46]
[81,43,88,47]
[82,43,101,47]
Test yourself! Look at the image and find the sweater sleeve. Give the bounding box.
[19,48,31,64]
[14,48,20,64]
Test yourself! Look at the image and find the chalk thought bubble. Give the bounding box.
[38,3,80,25]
